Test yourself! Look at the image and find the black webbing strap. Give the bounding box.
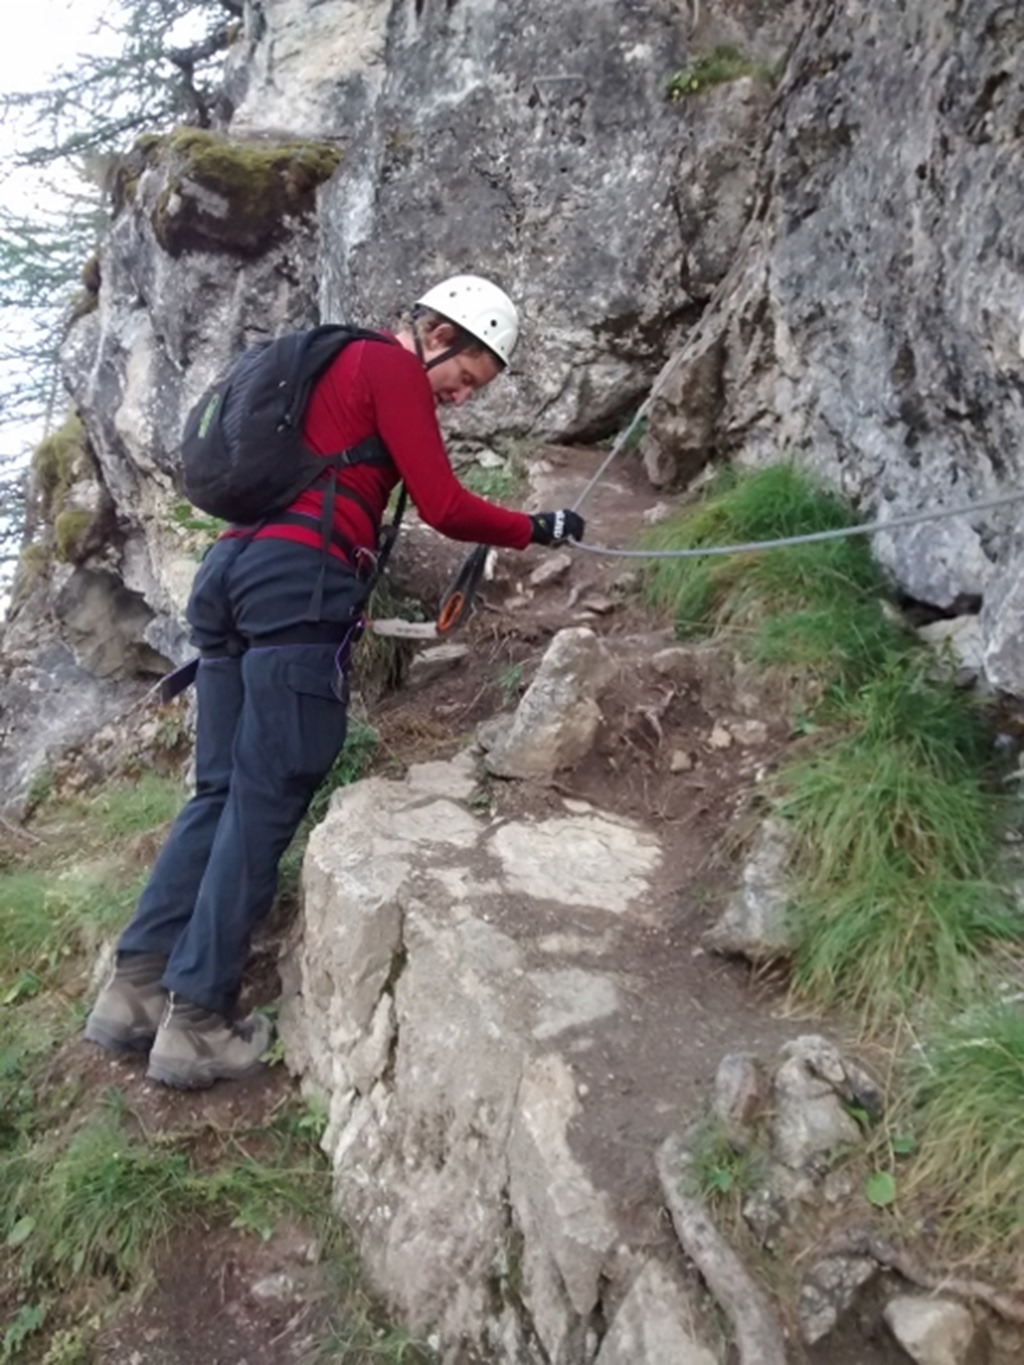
[374,483,407,581]
[157,630,248,704]
[308,469,338,621]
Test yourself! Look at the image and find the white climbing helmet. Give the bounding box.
[415,274,520,367]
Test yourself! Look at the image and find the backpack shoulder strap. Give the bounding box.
[282,325,396,432]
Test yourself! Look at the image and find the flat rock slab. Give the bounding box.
[279,750,800,1363]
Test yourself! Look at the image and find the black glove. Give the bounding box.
[529,509,586,546]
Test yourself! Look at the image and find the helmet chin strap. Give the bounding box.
[424,341,469,370]
[411,305,470,371]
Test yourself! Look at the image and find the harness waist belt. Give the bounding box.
[249,621,358,647]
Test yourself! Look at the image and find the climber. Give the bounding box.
[83,273,586,1089]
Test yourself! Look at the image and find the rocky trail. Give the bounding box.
[23,445,994,1365]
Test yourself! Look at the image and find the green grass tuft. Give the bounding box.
[48,772,183,839]
[645,464,1021,1030]
[777,662,1016,1025]
[899,1001,1024,1262]
[641,464,907,686]
[683,1117,766,1226]
[10,1107,194,1285]
[4,1094,330,1292]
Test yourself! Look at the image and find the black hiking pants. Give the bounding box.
[118,536,366,1016]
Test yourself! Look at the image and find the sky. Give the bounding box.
[0,0,115,608]
[1,0,116,451]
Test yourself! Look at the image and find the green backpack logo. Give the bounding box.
[197,392,220,441]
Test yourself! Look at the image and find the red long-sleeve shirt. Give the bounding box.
[248,332,533,562]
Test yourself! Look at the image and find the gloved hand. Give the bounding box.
[529,509,586,546]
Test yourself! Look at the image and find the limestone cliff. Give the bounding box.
[2,0,1022,782]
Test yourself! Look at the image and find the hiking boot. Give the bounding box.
[83,952,168,1054]
[146,993,273,1090]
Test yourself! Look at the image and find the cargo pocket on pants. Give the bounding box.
[283,658,350,786]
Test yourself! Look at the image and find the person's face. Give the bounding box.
[421,326,500,407]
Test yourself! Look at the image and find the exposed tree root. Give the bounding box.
[656,1134,788,1365]
[823,1227,1024,1326]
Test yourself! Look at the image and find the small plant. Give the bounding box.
[1,1302,48,1363]
[863,1169,897,1209]
[667,46,774,100]
[25,768,55,812]
[155,708,189,754]
[169,498,226,541]
[683,1118,764,1228]
[496,662,524,707]
[459,458,523,502]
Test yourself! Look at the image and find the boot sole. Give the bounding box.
[145,1059,266,1090]
[83,1021,156,1054]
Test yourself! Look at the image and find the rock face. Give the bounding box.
[1,133,330,810]
[278,750,716,1362]
[8,0,1024,806]
[231,0,807,440]
[643,0,1024,677]
[59,134,327,645]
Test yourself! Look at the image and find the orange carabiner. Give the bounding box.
[437,544,490,634]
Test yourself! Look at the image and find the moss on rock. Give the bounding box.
[32,414,94,517]
[145,127,342,257]
[54,507,98,564]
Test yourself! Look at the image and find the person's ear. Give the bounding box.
[426,320,458,350]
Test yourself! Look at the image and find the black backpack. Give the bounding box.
[179,324,408,619]
[180,323,395,524]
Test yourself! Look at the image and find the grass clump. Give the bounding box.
[777,661,1016,1026]
[0,775,183,999]
[60,770,183,838]
[642,464,907,687]
[683,1118,765,1227]
[53,507,97,563]
[643,464,1021,1030]
[895,1001,1024,1263]
[2,1093,330,1325]
[6,1103,195,1287]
